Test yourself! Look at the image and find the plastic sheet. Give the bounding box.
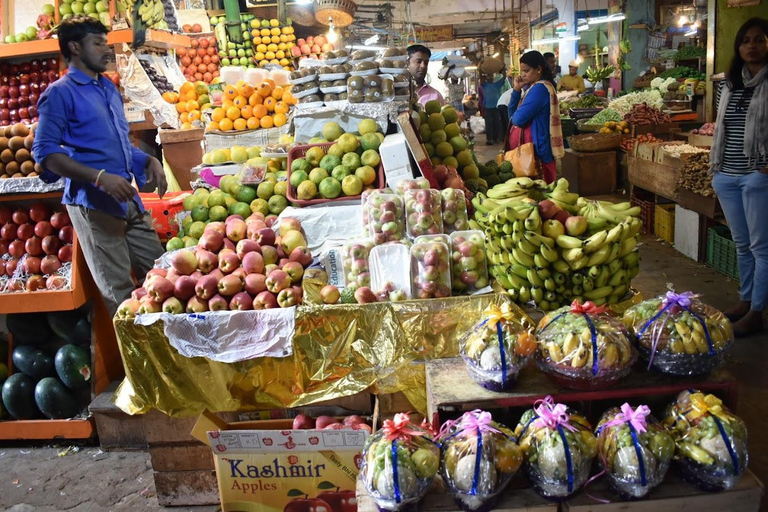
[0,177,64,195]
[116,48,180,129]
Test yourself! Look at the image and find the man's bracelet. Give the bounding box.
[94,169,106,186]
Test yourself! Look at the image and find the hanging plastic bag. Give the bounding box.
[595,403,675,499]
[440,410,523,511]
[361,413,440,511]
[662,390,748,491]
[514,396,597,499]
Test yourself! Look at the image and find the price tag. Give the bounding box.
[124,102,145,124]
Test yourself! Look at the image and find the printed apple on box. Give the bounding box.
[201,421,367,512]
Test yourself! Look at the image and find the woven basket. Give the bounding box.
[576,118,604,133]
[315,0,357,27]
[567,133,622,152]
[288,5,316,27]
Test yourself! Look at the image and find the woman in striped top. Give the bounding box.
[710,18,768,337]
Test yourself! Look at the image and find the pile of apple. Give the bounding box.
[178,36,220,84]
[0,203,73,292]
[0,58,60,126]
[116,215,313,316]
[293,35,333,60]
[292,413,371,433]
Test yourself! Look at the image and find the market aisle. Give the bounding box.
[0,237,765,511]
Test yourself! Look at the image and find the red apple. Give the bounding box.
[289,246,313,267]
[196,249,218,274]
[225,214,244,224]
[46,274,67,290]
[282,261,304,284]
[165,269,181,284]
[320,285,340,304]
[131,287,148,301]
[277,288,299,307]
[217,274,243,297]
[162,297,185,314]
[146,276,174,303]
[292,414,315,429]
[229,291,253,310]
[205,221,226,235]
[173,275,197,301]
[146,267,168,280]
[58,245,72,263]
[171,248,198,275]
[58,225,74,244]
[16,223,34,241]
[116,298,141,319]
[137,298,162,314]
[23,256,41,274]
[186,296,209,313]
[244,273,267,295]
[34,221,53,238]
[253,290,278,309]
[218,249,239,274]
[261,245,278,265]
[198,230,224,252]
[195,274,219,300]
[317,491,356,512]
[50,211,70,229]
[256,228,276,247]
[284,498,332,512]
[236,239,260,259]
[242,251,264,275]
[225,218,247,243]
[9,239,26,258]
[315,416,340,429]
[41,235,60,255]
[209,294,229,311]
[265,269,291,293]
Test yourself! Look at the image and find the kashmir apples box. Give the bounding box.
[193,410,368,512]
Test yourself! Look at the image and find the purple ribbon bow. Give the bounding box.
[603,403,650,433]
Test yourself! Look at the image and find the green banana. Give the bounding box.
[533,254,550,268]
[525,231,555,248]
[524,208,541,232]
[609,270,626,287]
[527,269,544,287]
[552,260,571,274]
[531,286,544,303]
[605,223,625,244]
[510,264,529,280]
[596,266,610,287]
[519,286,531,303]
[584,286,613,300]
[618,236,638,258]
[544,278,556,292]
[562,247,585,262]
[512,248,535,267]
[556,235,583,249]
[582,230,608,253]
[540,243,559,263]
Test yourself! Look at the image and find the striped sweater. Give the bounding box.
[717,82,768,175]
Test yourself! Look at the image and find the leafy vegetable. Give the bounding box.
[585,108,623,125]
[674,45,706,61]
[607,90,664,115]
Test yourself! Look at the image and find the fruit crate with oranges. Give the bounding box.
[206,79,296,133]
[162,81,211,131]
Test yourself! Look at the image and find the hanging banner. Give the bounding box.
[415,25,455,42]
[555,21,568,35]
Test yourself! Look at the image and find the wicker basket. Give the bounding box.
[288,5,316,27]
[315,0,357,27]
[576,118,603,133]
[567,133,622,152]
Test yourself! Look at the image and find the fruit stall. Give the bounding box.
[0,0,763,510]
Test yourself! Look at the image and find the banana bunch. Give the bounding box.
[136,0,166,28]
[117,0,135,16]
[475,178,643,311]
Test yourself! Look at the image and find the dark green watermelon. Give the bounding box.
[2,373,41,419]
[12,346,55,381]
[0,337,7,362]
[6,313,53,345]
[46,311,91,345]
[55,345,91,389]
[35,377,80,419]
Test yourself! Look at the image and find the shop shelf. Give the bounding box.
[107,29,191,49]
[707,225,739,281]
[0,39,60,59]
[655,203,675,244]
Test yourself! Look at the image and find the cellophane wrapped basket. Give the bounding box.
[536,301,636,390]
[440,410,523,512]
[460,303,536,391]
[662,390,748,491]
[595,403,675,499]
[623,291,733,375]
[361,413,440,511]
[514,397,598,500]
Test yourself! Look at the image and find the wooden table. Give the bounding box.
[425,358,738,427]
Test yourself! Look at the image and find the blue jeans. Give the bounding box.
[712,171,768,311]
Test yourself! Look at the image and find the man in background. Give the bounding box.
[543,52,559,84]
[558,60,586,93]
[407,44,445,107]
[478,71,506,145]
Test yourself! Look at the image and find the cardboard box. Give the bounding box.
[193,411,368,512]
[379,133,416,188]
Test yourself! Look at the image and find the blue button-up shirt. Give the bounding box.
[32,67,149,218]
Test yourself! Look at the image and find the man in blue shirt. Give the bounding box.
[32,16,166,316]
[478,72,507,145]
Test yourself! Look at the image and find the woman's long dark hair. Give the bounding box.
[727,17,768,90]
[519,51,557,86]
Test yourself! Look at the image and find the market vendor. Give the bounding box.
[407,44,445,107]
[32,16,167,317]
[558,60,586,94]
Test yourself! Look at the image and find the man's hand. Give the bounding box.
[99,173,135,202]
[143,157,167,198]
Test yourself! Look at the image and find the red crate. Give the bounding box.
[631,189,655,235]
[286,143,385,207]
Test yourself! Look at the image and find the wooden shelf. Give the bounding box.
[108,29,191,49]
[0,191,64,201]
[0,39,60,60]
[0,417,96,439]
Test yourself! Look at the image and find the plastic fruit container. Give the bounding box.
[367,193,407,245]
[410,241,451,299]
[404,189,443,239]
[362,188,394,233]
[441,188,469,234]
[450,230,489,295]
[342,238,375,290]
[396,177,431,195]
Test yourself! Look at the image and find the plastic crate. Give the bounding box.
[286,142,385,207]
[630,189,655,235]
[654,203,675,244]
[707,226,740,281]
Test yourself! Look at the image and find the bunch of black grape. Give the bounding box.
[162,0,179,31]
[144,65,174,93]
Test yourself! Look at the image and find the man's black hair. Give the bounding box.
[57,15,109,61]
[407,44,432,59]
[543,52,556,60]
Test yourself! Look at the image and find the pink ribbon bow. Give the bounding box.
[459,410,501,434]
[570,300,609,316]
[382,413,426,442]
[533,396,577,431]
[603,403,650,433]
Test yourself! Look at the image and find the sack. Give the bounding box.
[469,115,486,134]
[504,128,538,178]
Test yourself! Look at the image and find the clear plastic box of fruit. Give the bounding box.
[405,189,443,238]
[514,396,598,500]
[441,188,469,234]
[396,177,430,195]
[535,301,636,390]
[450,230,489,294]
[370,242,411,302]
[361,413,440,512]
[367,193,407,245]
[361,188,394,232]
[342,238,375,290]
[460,303,536,391]
[622,292,733,375]
[595,403,675,499]
[662,390,748,491]
[440,410,523,512]
[410,241,451,299]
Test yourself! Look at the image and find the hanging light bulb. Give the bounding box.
[678,15,688,27]
[327,18,338,44]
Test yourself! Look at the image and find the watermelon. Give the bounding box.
[2,373,41,419]
[55,344,91,389]
[35,377,80,419]
[12,346,55,381]
[47,310,91,345]
[6,312,53,345]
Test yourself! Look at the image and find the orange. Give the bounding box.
[180,82,195,95]
[218,118,234,131]
[257,82,273,98]
[238,83,255,98]
[260,28,270,37]
[236,79,246,90]
[222,84,238,101]
[246,117,259,130]
[248,93,263,106]
[252,34,261,44]
[233,118,247,131]
[255,52,265,62]
[233,95,248,108]
[270,27,280,36]
[181,122,194,130]
[175,102,187,114]
[185,100,200,112]
[189,110,201,121]
[240,105,253,119]
[211,107,226,122]
[206,121,220,132]
[274,100,289,114]
[260,115,274,129]
[179,112,190,124]
[252,104,268,119]
[263,97,276,112]
[221,99,234,110]
[263,78,276,89]
[283,91,296,105]
[226,106,241,121]
[273,113,287,127]
[262,36,271,45]
[271,86,284,100]
[267,43,278,53]
[183,90,198,102]
[162,91,178,103]
[515,332,537,357]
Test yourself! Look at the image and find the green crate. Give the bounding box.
[707,226,739,281]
